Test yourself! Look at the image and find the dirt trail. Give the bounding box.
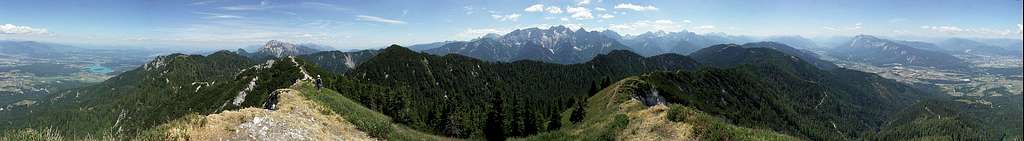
[161,88,375,141]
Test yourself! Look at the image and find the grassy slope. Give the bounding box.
[297,81,453,141]
[519,77,797,141]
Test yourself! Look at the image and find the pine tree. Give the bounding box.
[485,92,506,141]
[570,102,586,124]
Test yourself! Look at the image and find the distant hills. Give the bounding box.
[691,42,838,70]
[0,41,76,58]
[829,35,969,69]
[613,30,752,56]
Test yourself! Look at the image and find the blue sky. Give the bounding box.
[1,0,1021,49]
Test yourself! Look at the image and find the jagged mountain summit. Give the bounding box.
[256,40,324,58]
[424,26,633,64]
[829,35,968,69]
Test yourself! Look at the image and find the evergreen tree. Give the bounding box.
[484,93,506,141]
[570,102,586,124]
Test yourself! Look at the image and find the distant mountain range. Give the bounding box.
[763,36,822,49]
[612,30,753,56]
[408,41,463,51]
[937,38,1019,57]
[424,26,633,64]
[237,40,331,59]
[0,41,77,58]
[829,35,968,69]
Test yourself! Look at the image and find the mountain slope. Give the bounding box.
[0,51,308,138]
[522,77,797,141]
[616,31,750,56]
[764,36,821,49]
[408,41,463,51]
[829,35,967,69]
[338,45,699,138]
[424,26,633,64]
[937,38,1016,56]
[249,40,323,58]
[299,50,380,74]
[638,45,1011,140]
[691,42,838,70]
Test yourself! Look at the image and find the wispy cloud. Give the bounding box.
[614,3,658,11]
[823,23,863,32]
[219,1,347,11]
[524,4,545,12]
[920,26,965,33]
[920,25,1015,37]
[577,0,592,6]
[607,20,686,35]
[191,0,223,5]
[194,12,244,19]
[567,7,593,20]
[491,13,522,22]
[356,15,407,25]
[1,24,50,35]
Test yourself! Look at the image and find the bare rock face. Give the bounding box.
[258,40,321,58]
[158,89,375,141]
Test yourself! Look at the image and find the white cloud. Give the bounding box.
[920,26,966,33]
[823,23,863,32]
[219,2,347,11]
[693,25,716,31]
[595,7,607,11]
[600,14,615,19]
[194,12,244,19]
[577,0,592,6]
[692,24,716,32]
[355,15,407,25]
[919,25,1017,37]
[1,24,50,35]
[567,7,593,20]
[524,4,545,12]
[614,3,658,11]
[191,0,223,5]
[492,13,522,22]
[546,7,563,14]
[607,20,685,35]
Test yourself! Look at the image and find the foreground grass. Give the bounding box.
[296,82,454,141]
[516,77,797,141]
